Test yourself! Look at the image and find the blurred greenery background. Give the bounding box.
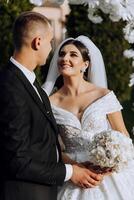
[0,1,133,137]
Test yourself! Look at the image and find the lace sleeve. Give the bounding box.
[104,91,123,114]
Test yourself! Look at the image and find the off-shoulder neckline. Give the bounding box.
[51,91,114,124]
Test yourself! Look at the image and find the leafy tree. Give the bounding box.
[0,0,33,69]
[122,87,134,137]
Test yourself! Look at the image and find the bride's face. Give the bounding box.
[58,44,87,77]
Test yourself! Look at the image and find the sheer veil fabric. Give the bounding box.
[42,35,108,95]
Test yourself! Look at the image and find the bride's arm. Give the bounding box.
[107,111,129,136]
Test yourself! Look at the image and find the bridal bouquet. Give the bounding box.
[86,130,134,173]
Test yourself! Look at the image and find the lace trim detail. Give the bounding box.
[58,125,85,153]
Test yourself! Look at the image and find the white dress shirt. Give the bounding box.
[10,57,73,182]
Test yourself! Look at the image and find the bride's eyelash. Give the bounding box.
[59,51,78,57]
[70,53,78,57]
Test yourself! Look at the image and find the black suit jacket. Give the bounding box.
[0,61,66,200]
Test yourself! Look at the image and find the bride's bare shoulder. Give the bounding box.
[86,82,111,96]
[98,87,111,96]
[87,83,111,98]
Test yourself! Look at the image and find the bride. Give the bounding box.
[42,35,134,200]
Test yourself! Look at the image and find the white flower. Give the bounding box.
[87,0,100,8]
[88,8,103,23]
[86,130,134,172]
[129,73,134,86]
[123,21,134,43]
[30,0,43,6]
[123,49,134,58]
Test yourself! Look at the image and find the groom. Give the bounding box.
[0,11,102,200]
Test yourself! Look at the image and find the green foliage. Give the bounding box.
[66,5,133,102]
[0,0,33,69]
[122,87,134,136]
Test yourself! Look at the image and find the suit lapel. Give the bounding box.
[8,62,58,133]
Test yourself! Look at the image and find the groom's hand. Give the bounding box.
[71,165,103,189]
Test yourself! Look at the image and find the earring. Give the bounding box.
[80,67,87,73]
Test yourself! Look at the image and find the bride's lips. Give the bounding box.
[59,63,72,69]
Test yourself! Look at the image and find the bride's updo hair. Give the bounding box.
[59,39,91,63]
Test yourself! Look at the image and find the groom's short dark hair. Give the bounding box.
[13,11,50,50]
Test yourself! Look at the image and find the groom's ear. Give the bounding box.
[32,36,41,50]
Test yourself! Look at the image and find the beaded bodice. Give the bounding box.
[52,91,122,155]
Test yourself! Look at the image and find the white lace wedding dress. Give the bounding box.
[51,91,134,200]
